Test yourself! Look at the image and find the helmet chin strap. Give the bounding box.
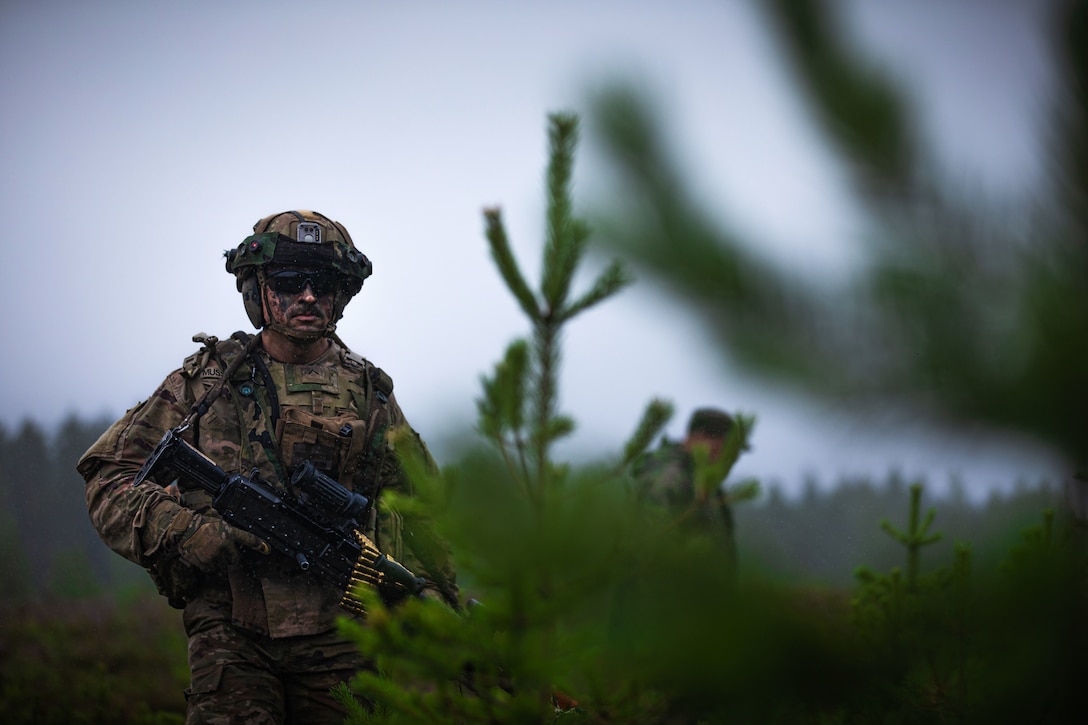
[263,320,334,344]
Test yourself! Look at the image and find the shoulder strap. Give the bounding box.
[182,331,262,435]
[333,342,396,496]
[356,364,395,500]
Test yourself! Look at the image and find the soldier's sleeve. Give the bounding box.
[376,393,459,606]
[76,369,200,568]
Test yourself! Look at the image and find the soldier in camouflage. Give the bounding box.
[78,210,457,724]
[632,408,739,571]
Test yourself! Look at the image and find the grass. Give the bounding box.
[0,592,188,724]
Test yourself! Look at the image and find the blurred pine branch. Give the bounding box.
[587,0,1088,475]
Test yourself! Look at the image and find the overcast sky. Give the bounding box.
[0,0,1065,498]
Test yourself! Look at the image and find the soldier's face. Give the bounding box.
[262,269,336,334]
[687,432,725,463]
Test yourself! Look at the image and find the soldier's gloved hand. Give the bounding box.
[418,587,449,605]
[176,513,269,572]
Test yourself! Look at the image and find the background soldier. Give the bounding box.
[78,210,456,724]
[633,407,742,573]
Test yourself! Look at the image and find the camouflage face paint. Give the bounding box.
[263,281,334,336]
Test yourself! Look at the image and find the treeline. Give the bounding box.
[736,472,1063,587]
[0,415,154,602]
[0,413,1061,602]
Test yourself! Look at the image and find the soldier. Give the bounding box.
[78,210,457,724]
[632,408,740,570]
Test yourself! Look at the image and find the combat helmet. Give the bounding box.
[224,210,373,335]
[687,408,734,439]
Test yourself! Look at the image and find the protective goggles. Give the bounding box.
[264,269,341,297]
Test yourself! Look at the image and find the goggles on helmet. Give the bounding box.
[226,231,372,284]
[264,269,341,297]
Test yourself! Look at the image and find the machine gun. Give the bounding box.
[134,427,425,615]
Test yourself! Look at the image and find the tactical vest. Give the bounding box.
[171,331,398,635]
[181,331,394,501]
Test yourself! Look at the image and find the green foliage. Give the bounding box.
[345,444,879,724]
[0,414,1073,723]
[618,397,673,469]
[576,5,1088,711]
[848,495,1086,723]
[737,474,1062,587]
[480,113,634,500]
[340,114,639,722]
[765,0,915,191]
[875,483,944,591]
[5,3,1088,719]
[343,112,844,724]
[575,3,1088,714]
[586,0,1088,473]
[334,85,1088,719]
[0,595,187,724]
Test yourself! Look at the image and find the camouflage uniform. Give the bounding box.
[632,440,699,512]
[632,410,739,569]
[78,211,456,724]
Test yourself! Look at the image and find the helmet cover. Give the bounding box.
[224,210,373,330]
[687,408,734,438]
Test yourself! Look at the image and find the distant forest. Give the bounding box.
[0,415,150,601]
[0,414,1064,602]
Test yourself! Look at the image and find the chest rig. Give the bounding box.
[182,331,394,506]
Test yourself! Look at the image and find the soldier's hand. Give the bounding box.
[176,513,269,571]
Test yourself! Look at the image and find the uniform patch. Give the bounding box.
[286,365,340,393]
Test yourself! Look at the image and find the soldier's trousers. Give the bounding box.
[183,618,374,725]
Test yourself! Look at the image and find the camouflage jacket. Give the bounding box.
[77,332,457,638]
[631,440,734,534]
[632,440,696,510]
